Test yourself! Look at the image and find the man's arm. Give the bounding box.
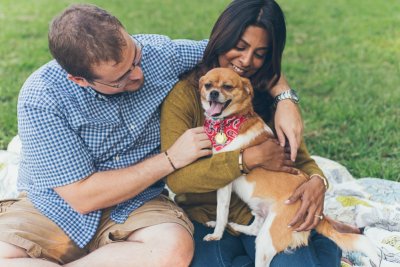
[19,99,210,215]
[54,127,211,214]
[172,38,208,75]
[55,152,173,214]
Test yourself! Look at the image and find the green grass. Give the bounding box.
[0,0,399,181]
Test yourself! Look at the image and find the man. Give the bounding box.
[0,4,212,266]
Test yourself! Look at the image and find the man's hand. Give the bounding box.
[285,175,326,231]
[243,138,299,174]
[274,100,303,162]
[167,127,212,169]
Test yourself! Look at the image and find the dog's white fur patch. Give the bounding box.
[203,183,233,241]
[289,231,309,250]
[255,211,277,267]
[216,125,265,153]
[229,214,264,236]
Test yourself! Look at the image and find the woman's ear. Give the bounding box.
[241,77,254,97]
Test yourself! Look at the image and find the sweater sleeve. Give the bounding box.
[160,79,242,194]
[265,118,325,178]
[295,138,326,178]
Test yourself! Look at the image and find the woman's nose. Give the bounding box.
[239,51,252,68]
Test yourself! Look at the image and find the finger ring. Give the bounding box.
[314,214,324,220]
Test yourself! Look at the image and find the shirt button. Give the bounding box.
[115,155,120,161]
[130,124,135,130]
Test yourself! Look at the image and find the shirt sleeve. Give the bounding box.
[172,39,208,76]
[18,103,95,189]
[160,79,242,194]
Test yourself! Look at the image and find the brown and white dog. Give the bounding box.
[199,68,380,267]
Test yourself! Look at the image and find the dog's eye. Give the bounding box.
[222,84,233,90]
[204,83,212,90]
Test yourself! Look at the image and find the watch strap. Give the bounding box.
[274,89,299,106]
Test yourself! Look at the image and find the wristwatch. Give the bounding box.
[274,89,299,106]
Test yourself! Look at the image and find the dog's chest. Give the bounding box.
[213,127,264,154]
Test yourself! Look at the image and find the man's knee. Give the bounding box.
[0,241,29,259]
[130,223,194,267]
[161,224,194,266]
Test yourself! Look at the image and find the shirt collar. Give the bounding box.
[83,86,110,101]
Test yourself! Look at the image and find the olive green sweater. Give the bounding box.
[160,76,325,232]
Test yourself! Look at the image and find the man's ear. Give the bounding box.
[67,74,91,87]
[241,77,254,97]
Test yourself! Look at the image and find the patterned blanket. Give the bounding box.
[1,136,399,266]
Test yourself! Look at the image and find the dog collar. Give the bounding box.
[204,116,247,151]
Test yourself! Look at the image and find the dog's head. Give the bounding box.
[199,68,254,119]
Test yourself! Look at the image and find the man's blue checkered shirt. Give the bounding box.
[17,34,207,248]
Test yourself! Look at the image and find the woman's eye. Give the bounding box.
[254,53,266,59]
[235,46,246,51]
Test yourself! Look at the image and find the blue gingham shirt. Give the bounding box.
[17,34,207,248]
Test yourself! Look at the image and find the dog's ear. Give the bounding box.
[241,77,254,97]
[199,75,205,90]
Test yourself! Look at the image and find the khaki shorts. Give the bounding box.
[0,193,193,264]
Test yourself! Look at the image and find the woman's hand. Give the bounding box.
[274,100,303,162]
[243,138,299,174]
[285,175,326,231]
[167,127,212,169]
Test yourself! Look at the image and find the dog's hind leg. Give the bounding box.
[204,182,233,241]
[229,212,264,236]
[255,211,277,267]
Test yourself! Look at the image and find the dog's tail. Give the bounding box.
[315,218,381,267]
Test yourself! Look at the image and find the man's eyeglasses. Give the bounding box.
[93,37,143,89]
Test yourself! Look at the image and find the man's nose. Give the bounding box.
[128,65,143,80]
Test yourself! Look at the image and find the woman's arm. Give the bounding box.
[269,74,303,162]
[285,140,327,231]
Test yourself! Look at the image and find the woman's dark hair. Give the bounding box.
[193,0,287,120]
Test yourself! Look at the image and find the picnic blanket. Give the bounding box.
[1,136,399,266]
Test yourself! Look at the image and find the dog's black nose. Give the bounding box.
[210,90,219,100]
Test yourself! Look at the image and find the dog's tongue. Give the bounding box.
[206,101,225,116]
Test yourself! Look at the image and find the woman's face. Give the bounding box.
[218,25,269,78]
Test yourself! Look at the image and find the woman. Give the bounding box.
[161,0,341,266]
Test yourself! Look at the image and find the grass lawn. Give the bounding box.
[0,0,399,181]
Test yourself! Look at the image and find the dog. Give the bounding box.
[199,68,380,267]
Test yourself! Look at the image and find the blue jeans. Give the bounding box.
[191,221,342,267]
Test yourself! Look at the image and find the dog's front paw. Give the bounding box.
[205,221,217,228]
[203,233,222,241]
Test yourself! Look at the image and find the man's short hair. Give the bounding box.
[48,4,127,81]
